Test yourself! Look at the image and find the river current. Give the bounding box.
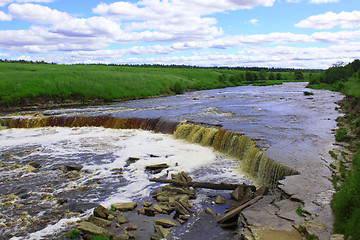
[0,82,343,239]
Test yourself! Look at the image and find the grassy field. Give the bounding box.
[0,62,310,108]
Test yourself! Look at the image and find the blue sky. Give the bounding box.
[0,0,359,68]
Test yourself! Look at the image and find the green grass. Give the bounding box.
[0,62,304,107]
[332,151,360,239]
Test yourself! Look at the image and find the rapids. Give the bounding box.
[0,82,343,239]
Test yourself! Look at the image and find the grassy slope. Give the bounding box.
[307,60,360,239]
[0,63,307,108]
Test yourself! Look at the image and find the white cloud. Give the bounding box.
[8,3,73,24]
[93,0,275,18]
[91,0,272,41]
[295,11,360,29]
[49,17,122,38]
[309,0,339,3]
[0,10,12,21]
[248,18,259,26]
[0,0,54,7]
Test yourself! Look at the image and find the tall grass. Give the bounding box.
[0,63,305,107]
[331,151,360,239]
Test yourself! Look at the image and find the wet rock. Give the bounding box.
[57,198,68,205]
[114,234,130,240]
[171,171,192,184]
[78,221,112,238]
[146,163,169,173]
[162,185,195,198]
[61,165,83,172]
[113,202,137,211]
[150,233,163,240]
[154,225,171,238]
[93,204,111,219]
[143,201,152,207]
[230,186,245,201]
[116,216,129,224]
[29,161,41,169]
[125,222,137,231]
[88,216,112,228]
[174,201,191,215]
[155,219,178,228]
[137,207,156,216]
[153,204,174,214]
[124,157,140,167]
[215,195,226,205]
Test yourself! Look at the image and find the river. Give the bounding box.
[0,82,343,239]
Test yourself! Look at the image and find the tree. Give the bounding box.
[259,70,267,80]
[268,72,275,80]
[245,71,254,82]
[294,70,304,80]
[276,73,282,80]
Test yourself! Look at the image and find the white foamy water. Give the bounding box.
[0,126,248,201]
[0,127,249,239]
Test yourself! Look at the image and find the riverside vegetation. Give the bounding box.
[0,60,317,110]
[308,59,360,240]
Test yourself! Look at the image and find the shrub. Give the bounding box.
[303,91,314,96]
[335,128,348,142]
[65,229,80,239]
[173,81,185,94]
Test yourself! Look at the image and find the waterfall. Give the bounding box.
[0,116,298,187]
[174,122,298,187]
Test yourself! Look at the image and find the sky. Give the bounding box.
[0,0,359,68]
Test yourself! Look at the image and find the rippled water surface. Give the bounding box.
[1,82,344,239]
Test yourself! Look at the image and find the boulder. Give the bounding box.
[146,163,169,173]
[113,202,138,211]
[114,234,130,240]
[155,219,178,227]
[88,216,112,228]
[116,216,129,224]
[78,221,112,238]
[215,195,226,205]
[154,225,171,238]
[93,204,111,219]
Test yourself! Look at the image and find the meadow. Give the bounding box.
[0,61,312,108]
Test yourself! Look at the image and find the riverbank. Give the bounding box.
[0,62,313,112]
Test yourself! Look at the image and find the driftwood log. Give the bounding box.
[149,177,256,191]
[217,186,268,224]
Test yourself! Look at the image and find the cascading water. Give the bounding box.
[0,115,298,188]
[174,122,298,187]
[0,82,344,240]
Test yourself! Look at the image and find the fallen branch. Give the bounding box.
[217,195,263,224]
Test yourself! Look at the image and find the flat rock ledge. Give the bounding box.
[70,171,267,239]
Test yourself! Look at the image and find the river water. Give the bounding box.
[0,82,343,239]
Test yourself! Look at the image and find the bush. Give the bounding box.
[65,230,80,239]
[173,81,185,94]
[335,128,348,142]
